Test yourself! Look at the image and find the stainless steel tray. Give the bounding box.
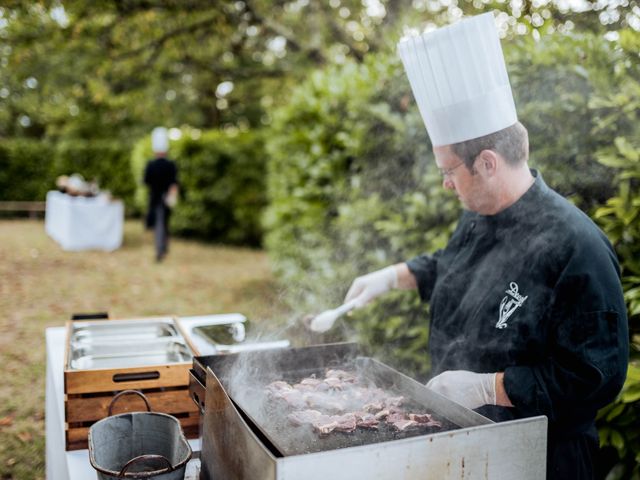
[71,319,178,345]
[70,340,192,370]
[193,321,290,354]
[67,318,193,370]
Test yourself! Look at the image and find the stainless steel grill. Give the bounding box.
[190,343,547,480]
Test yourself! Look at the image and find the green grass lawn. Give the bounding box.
[0,219,290,480]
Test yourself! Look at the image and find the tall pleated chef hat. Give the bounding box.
[397,12,517,147]
[151,126,169,153]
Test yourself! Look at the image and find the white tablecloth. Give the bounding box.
[45,191,124,251]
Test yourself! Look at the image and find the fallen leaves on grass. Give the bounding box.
[17,431,33,442]
[0,415,14,427]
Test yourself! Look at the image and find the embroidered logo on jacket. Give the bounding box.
[496,282,528,329]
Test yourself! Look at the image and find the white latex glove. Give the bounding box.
[426,370,497,410]
[344,266,398,308]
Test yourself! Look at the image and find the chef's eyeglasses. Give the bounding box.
[438,161,465,179]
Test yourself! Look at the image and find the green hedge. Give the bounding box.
[507,32,620,210]
[54,139,135,207]
[0,138,134,207]
[594,132,640,479]
[131,128,266,246]
[590,29,640,480]
[0,139,54,201]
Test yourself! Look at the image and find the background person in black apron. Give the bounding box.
[144,126,179,262]
[339,13,628,480]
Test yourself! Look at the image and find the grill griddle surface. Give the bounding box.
[221,362,458,456]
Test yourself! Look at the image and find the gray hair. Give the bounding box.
[450,122,529,169]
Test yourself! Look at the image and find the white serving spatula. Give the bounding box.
[308,299,358,333]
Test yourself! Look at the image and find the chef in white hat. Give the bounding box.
[144,127,179,262]
[327,13,627,479]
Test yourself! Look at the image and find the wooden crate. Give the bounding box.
[63,316,200,451]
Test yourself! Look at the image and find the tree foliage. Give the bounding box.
[0,0,403,143]
[2,0,638,144]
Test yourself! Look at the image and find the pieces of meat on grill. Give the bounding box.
[297,378,323,389]
[315,419,339,436]
[374,408,389,421]
[300,377,321,385]
[327,413,357,434]
[409,413,442,428]
[287,409,325,426]
[265,380,292,394]
[354,411,379,430]
[323,377,344,390]
[265,382,309,410]
[373,406,403,421]
[389,418,419,432]
[287,410,357,435]
[386,411,442,431]
[325,369,357,383]
[269,369,442,437]
[385,396,404,408]
[363,402,384,413]
[303,392,347,413]
[277,389,307,410]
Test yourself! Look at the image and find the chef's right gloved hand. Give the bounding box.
[344,266,398,309]
[426,370,497,410]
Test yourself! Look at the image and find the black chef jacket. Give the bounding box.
[144,156,178,228]
[407,171,628,480]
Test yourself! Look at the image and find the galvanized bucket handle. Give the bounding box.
[108,389,152,416]
[118,454,174,477]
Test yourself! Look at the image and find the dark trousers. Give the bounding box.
[477,406,601,480]
[547,432,599,480]
[154,204,169,260]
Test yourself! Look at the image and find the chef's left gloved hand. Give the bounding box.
[426,370,496,410]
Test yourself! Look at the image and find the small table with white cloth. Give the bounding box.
[45,191,124,251]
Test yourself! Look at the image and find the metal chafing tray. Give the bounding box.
[63,315,200,451]
[69,339,192,370]
[192,343,548,480]
[175,314,290,355]
[71,319,179,344]
[67,318,192,370]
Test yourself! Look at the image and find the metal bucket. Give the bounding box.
[88,390,192,479]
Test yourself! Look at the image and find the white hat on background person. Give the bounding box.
[151,127,169,154]
[397,12,517,147]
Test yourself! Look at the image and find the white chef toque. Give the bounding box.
[397,12,517,147]
[151,127,169,154]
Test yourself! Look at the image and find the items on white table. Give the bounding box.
[56,173,109,199]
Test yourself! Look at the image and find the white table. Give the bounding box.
[45,327,200,480]
[45,191,124,251]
